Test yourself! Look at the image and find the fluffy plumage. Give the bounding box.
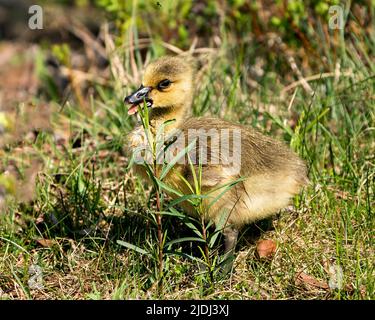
[125,55,308,255]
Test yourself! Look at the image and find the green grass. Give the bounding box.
[0,1,374,299]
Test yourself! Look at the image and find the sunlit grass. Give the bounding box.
[0,1,374,300]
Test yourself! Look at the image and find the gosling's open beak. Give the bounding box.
[124,85,153,115]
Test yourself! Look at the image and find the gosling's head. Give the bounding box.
[124,56,195,116]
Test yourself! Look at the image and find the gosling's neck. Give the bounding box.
[149,103,191,133]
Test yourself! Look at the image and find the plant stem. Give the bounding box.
[155,188,163,293]
[201,215,213,283]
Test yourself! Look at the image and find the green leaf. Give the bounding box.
[164,250,204,263]
[183,220,203,238]
[174,171,195,194]
[117,240,151,257]
[160,138,197,180]
[167,193,207,208]
[158,210,185,218]
[207,177,246,210]
[155,178,184,197]
[265,112,294,137]
[208,209,231,248]
[165,237,206,248]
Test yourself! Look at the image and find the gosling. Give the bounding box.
[124,56,308,257]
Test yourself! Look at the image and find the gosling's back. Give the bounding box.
[164,117,308,228]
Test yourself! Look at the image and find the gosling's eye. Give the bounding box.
[157,79,171,90]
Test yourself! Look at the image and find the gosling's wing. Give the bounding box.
[179,117,307,181]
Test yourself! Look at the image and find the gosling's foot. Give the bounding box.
[218,226,239,275]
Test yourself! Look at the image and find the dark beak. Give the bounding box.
[124,85,152,105]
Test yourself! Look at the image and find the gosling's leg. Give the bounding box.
[221,226,239,274]
[224,226,239,254]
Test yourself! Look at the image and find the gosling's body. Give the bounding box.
[175,117,306,226]
[125,56,308,254]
